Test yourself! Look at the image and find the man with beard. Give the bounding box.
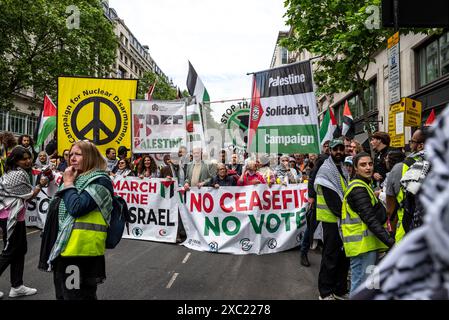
[314,138,350,300]
[17,135,37,162]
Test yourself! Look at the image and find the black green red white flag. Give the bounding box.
[35,94,57,152]
[247,61,320,154]
[342,100,354,139]
[186,61,210,103]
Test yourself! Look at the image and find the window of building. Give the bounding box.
[0,110,7,131]
[418,31,449,87]
[125,56,128,65]
[120,51,123,61]
[281,47,288,65]
[333,80,377,123]
[9,112,27,134]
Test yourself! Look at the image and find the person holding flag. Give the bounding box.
[35,94,57,153]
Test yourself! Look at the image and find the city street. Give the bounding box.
[0,228,320,300]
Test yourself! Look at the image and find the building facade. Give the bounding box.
[271,30,449,146]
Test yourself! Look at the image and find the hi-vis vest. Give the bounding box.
[395,156,421,244]
[61,209,108,257]
[316,175,347,223]
[341,179,388,257]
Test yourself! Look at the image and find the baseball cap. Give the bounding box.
[344,156,353,165]
[329,139,344,149]
[117,146,130,154]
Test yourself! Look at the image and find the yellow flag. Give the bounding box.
[57,77,137,156]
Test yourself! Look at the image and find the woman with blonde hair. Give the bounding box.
[40,140,113,300]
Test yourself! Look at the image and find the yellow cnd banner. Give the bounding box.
[57,77,138,156]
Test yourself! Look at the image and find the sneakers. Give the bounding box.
[333,293,349,300]
[9,285,37,298]
[0,291,3,299]
[300,253,311,267]
[319,295,336,300]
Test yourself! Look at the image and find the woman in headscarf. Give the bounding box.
[34,151,50,169]
[0,146,41,298]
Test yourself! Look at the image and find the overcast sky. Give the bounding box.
[108,0,289,119]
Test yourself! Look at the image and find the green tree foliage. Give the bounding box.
[138,71,177,100]
[0,0,117,109]
[282,0,433,123]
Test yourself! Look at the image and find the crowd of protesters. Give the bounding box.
[0,119,443,300]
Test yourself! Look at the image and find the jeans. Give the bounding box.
[300,226,310,255]
[349,250,378,297]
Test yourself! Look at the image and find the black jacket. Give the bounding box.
[346,176,395,248]
[207,175,237,187]
[307,153,329,199]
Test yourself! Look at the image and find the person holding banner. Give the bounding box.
[207,163,237,188]
[0,146,41,298]
[111,159,134,178]
[237,160,266,186]
[184,148,215,190]
[137,155,159,179]
[160,153,185,186]
[45,140,113,300]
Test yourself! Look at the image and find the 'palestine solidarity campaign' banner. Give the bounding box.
[248,61,320,154]
[179,184,308,254]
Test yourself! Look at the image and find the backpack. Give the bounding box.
[105,195,132,249]
[401,157,431,232]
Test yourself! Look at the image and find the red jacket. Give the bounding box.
[237,172,266,186]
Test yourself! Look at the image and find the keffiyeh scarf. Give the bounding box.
[47,169,112,267]
[314,156,348,200]
[0,168,33,242]
[353,108,449,300]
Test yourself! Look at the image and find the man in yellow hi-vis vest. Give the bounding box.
[314,138,349,300]
[341,152,395,297]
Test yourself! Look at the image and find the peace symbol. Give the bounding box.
[71,96,121,145]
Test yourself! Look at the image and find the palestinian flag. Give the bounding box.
[186,103,205,147]
[319,107,338,145]
[186,61,210,103]
[425,109,436,126]
[35,94,57,152]
[160,180,175,199]
[342,100,355,139]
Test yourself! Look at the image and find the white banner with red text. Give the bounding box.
[112,176,179,243]
[179,184,308,254]
[26,171,63,228]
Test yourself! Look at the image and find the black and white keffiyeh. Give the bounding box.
[314,156,348,200]
[0,168,34,243]
[353,108,449,300]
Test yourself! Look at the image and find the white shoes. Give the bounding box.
[0,290,3,299]
[9,285,37,298]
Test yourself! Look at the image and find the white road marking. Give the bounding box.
[182,252,191,264]
[0,229,40,242]
[166,273,179,289]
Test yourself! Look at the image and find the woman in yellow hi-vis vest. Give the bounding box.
[341,152,395,297]
[44,141,113,300]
